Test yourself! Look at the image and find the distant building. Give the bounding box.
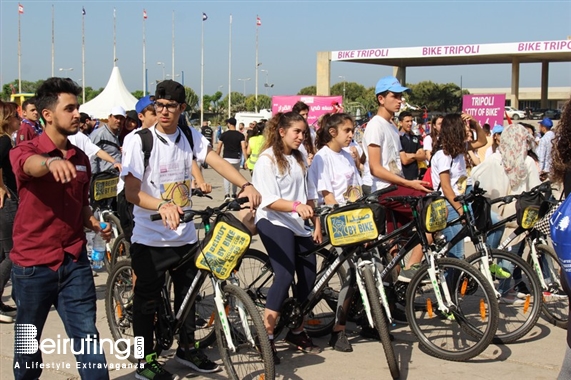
[466,87,570,110]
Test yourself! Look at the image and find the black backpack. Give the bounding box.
[136,124,195,171]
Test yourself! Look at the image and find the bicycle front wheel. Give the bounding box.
[527,244,568,329]
[406,258,499,361]
[362,265,400,379]
[466,249,542,343]
[105,259,138,363]
[215,283,275,380]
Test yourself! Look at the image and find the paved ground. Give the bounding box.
[0,147,567,380]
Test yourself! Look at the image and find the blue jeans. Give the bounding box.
[443,202,504,260]
[11,251,109,380]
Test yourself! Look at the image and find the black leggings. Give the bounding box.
[256,219,317,312]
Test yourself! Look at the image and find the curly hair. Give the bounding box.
[434,114,467,158]
[262,112,307,175]
[550,97,571,184]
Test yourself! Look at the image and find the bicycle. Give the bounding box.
[483,182,568,329]
[242,189,500,363]
[442,182,543,343]
[105,197,275,380]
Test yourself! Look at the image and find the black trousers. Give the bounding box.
[131,243,198,356]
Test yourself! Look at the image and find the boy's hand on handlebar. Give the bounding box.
[238,185,261,211]
[196,182,212,194]
[408,180,432,192]
[159,201,184,230]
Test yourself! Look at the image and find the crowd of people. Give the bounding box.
[0,74,570,379]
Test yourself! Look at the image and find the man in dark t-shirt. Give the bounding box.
[216,117,246,200]
[399,111,425,180]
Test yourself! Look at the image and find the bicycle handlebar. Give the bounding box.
[383,191,442,206]
[149,195,249,222]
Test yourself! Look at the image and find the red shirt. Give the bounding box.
[10,132,91,270]
[16,120,41,145]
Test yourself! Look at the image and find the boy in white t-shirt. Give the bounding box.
[122,80,260,379]
[362,76,431,282]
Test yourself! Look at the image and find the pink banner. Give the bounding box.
[462,94,506,127]
[271,95,344,127]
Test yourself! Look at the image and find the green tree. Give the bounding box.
[131,90,144,99]
[331,82,367,103]
[185,87,199,113]
[406,81,468,113]
[2,79,44,100]
[83,87,104,103]
[219,92,246,114]
[298,85,316,95]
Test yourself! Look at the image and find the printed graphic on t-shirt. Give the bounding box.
[343,185,363,203]
[159,161,191,207]
[456,175,468,194]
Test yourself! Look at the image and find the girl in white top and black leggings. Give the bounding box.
[252,112,323,364]
[309,113,363,352]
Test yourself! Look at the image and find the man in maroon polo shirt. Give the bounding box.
[15,97,42,144]
[10,78,111,380]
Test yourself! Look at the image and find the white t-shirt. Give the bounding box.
[431,150,468,196]
[423,135,433,152]
[116,127,142,194]
[485,145,498,159]
[362,115,403,190]
[68,132,100,158]
[309,146,363,205]
[252,149,316,237]
[121,126,209,247]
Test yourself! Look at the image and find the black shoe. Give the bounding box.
[136,353,177,380]
[391,307,408,325]
[175,347,221,373]
[329,330,353,352]
[284,330,322,354]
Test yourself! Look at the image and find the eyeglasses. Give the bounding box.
[154,102,179,113]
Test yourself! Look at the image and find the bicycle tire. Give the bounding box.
[406,258,499,361]
[362,265,400,379]
[105,259,138,363]
[527,244,568,329]
[466,249,542,343]
[215,283,276,380]
[105,234,130,273]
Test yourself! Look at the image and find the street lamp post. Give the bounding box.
[238,78,251,96]
[338,75,346,103]
[157,61,165,81]
[59,67,74,76]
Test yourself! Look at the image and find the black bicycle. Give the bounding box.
[105,197,275,380]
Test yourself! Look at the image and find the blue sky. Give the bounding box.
[1,0,570,97]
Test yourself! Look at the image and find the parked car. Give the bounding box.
[531,108,562,120]
[504,106,526,120]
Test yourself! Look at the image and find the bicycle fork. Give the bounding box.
[355,261,393,327]
[213,277,255,353]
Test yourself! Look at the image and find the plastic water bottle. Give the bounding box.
[91,223,107,270]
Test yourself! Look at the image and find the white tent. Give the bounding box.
[80,67,138,118]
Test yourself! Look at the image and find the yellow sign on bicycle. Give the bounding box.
[326,207,378,246]
[92,177,119,201]
[196,221,251,280]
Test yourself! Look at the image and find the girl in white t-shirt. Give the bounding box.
[309,113,363,352]
[252,112,322,362]
[431,114,471,259]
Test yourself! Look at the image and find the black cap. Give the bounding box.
[126,110,139,122]
[226,117,237,126]
[80,112,91,123]
[155,80,186,104]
